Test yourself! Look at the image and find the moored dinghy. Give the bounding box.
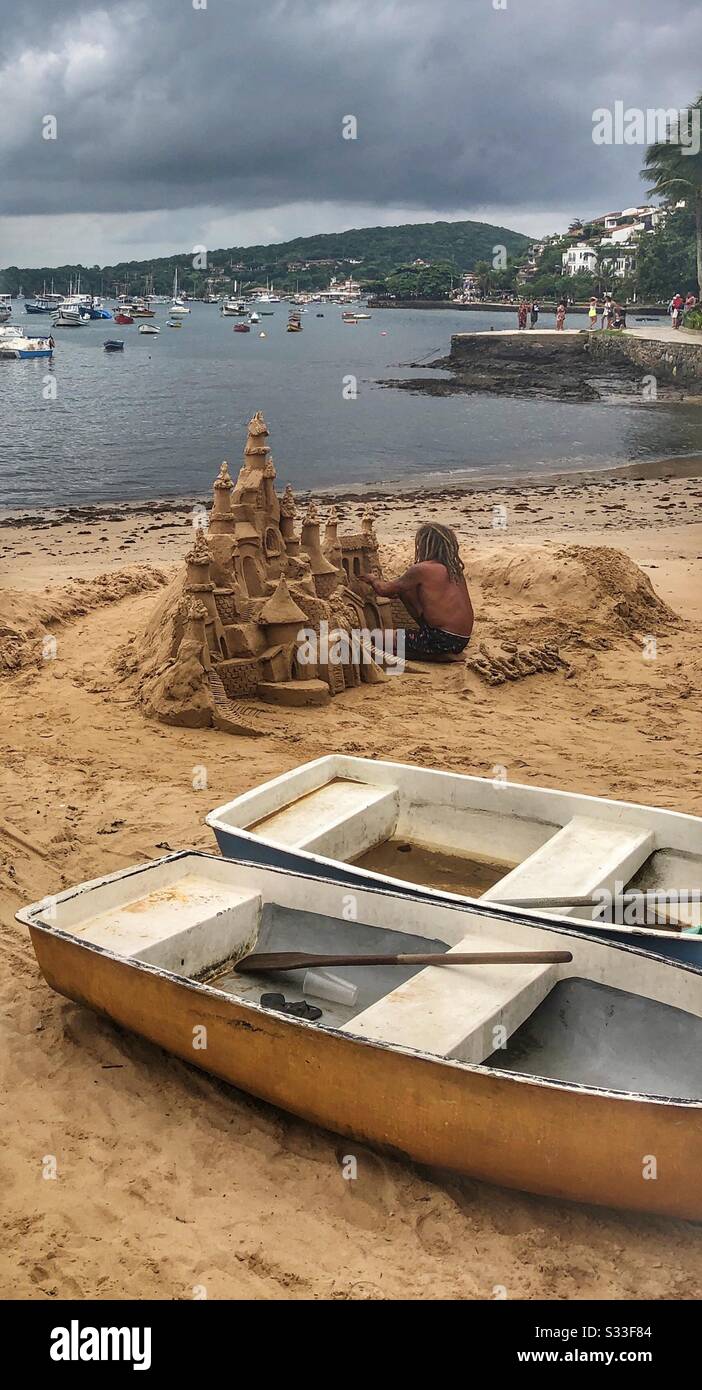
[206,756,702,963]
[17,852,702,1219]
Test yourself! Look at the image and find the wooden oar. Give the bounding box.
[236,948,573,974]
[495,893,692,910]
[494,893,692,930]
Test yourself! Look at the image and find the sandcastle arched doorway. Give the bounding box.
[241,554,265,597]
[264,527,283,559]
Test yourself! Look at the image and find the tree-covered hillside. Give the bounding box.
[0,219,531,298]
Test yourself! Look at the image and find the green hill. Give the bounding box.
[1,219,531,298]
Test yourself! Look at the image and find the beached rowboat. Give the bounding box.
[206,756,702,963]
[17,851,702,1218]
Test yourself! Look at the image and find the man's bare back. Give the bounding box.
[365,560,474,637]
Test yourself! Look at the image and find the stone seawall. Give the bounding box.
[449,332,586,367]
[585,332,702,383]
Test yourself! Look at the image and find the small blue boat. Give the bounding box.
[103,339,124,352]
[0,333,54,359]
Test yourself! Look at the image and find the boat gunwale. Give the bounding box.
[16,849,702,1111]
[205,755,702,945]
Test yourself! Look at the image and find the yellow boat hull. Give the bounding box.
[31,923,702,1221]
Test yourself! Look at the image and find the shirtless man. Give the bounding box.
[363,522,474,661]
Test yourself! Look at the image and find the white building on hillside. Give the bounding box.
[562,242,597,276]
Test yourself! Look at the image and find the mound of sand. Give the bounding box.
[0,566,169,676]
[468,541,677,647]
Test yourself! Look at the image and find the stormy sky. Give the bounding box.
[1,0,701,266]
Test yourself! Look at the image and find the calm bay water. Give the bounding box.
[1,303,701,509]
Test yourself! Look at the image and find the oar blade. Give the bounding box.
[237,951,315,974]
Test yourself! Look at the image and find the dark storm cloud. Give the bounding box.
[1,0,701,224]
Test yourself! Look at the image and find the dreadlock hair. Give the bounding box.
[414,523,465,583]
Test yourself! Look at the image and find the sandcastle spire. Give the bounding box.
[214,460,233,492]
[186,525,212,566]
[244,410,270,461]
[301,499,338,592]
[210,461,235,535]
[259,576,307,627]
[279,483,299,554]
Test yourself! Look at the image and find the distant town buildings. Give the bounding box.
[316,275,362,301]
[561,204,670,280]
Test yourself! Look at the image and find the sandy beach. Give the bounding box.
[2,463,702,1301]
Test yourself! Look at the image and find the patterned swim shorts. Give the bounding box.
[404,623,471,660]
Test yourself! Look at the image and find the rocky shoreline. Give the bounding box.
[378,330,701,403]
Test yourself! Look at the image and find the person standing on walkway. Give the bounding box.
[588,297,598,329]
[669,292,684,328]
[555,300,567,330]
[518,299,528,329]
[530,300,540,329]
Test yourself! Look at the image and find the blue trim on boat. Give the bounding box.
[210,826,702,966]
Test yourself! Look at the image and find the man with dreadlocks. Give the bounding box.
[363,522,474,661]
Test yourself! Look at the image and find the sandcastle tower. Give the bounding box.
[261,457,285,574]
[232,411,271,518]
[362,506,376,540]
[323,505,344,579]
[184,528,226,654]
[300,501,340,599]
[182,599,211,672]
[207,461,238,588]
[280,484,300,555]
[230,413,271,597]
[209,462,235,534]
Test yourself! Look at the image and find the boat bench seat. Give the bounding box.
[249,778,400,862]
[484,815,655,912]
[342,931,561,1065]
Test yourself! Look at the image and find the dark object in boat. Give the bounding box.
[239,948,573,973]
[103,340,124,352]
[260,992,323,1020]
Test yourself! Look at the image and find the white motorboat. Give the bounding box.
[52,307,89,327]
[0,333,54,359]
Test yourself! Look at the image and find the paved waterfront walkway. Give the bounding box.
[454,328,581,337]
[625,324,701,343]
[454,324,701,343]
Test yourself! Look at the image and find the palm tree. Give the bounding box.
[642,96,702,297]
[595,245,614,297]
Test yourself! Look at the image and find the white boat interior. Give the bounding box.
[20,853,702,1101]
[207,756,702,941]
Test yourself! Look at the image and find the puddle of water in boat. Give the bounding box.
[352,838,512,897]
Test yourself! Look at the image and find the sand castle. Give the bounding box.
[129,412,398,730]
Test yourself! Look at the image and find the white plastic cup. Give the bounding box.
[303,969,358,1006]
